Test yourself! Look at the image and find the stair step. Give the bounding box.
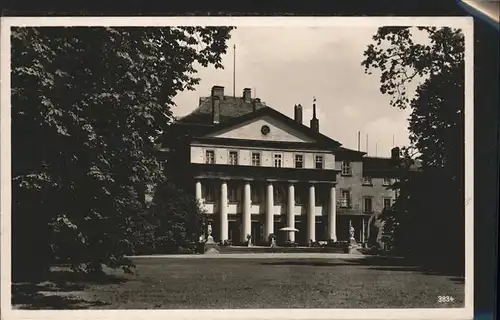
[216,246,346,254]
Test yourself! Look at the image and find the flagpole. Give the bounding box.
[233,44,236,97]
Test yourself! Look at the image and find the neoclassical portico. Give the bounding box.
[166,85,398,249]
[195,177,337,244]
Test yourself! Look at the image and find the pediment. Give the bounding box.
[204,115,316,143]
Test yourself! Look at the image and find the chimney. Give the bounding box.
[391,147,400,160]
[310,100,319,132]
[243,88,251,103]
[212,96,220,124]
[211,85,224,100]
[294,104,303,124]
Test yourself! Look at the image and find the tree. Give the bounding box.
[362,27,465,273]
[11,26,233,279]
[141,182,207,254]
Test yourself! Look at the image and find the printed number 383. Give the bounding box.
[438,295,455,303]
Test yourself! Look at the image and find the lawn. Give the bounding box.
[12,255,465,309]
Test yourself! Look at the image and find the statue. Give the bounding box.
[206,223,215,244]
[246,234,253,247]
[349,220,356,244]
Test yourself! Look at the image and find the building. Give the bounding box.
[163,85,400,246]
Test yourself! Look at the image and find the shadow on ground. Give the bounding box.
[11,270,127,309]
[260,256,465,284]
[261,260,353,267]
[342,256,465,280]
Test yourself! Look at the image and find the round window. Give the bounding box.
[261,125,270,135]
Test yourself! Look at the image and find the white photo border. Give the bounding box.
[0,16,474,320]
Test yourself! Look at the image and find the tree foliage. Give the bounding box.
[133,182,207,255]
[12,26,233,279]
[362,27,465,273]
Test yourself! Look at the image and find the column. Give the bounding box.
[308,184,316,242]
[327,185,337,241]
[361,217,365,243]
[265,182,274,242]
[220,180,228,242]
[287,183,295,242]
[242,181,251,243]
[195,180,202,204]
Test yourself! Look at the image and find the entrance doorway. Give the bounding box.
[250,220,262,245]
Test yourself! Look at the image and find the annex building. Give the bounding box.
[164,86,400,246]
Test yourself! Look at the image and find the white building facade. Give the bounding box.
[166,86,398,246]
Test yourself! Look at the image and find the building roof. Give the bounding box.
[173,92,342,149]
[177,96,267,124]
[362,156,399,177]
[334,147,366,160]
[362,156,421,177]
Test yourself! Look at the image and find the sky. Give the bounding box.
[172,26,415,158]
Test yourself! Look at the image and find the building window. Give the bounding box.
[274,154,282,168]
[228,150,238,165]
[251,186,260,203]
[363,197,373,213]
[205,150,215,164]
[315,189,324,205]
[203,185,215,202]
[251,152,261,166]
[340,190,351,208]
[294,188,303,205]
[294,154,304,168]
[341,161,352,175]
[315,155,324,169]
[274,187,284,204]
[362,176,372,185]
[383,198,392,210]
[228,185,238,203]
[383,177,392,186]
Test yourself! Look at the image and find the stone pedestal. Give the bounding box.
[204,236,220,254]
[347,245,362,254]
[347,237,361,254]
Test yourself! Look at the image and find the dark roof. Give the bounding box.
[362,156,421,177]
[334,147,366,160]
[362,156,398,177]
[178,96,267,124]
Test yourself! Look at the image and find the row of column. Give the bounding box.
[195,180,337,243]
